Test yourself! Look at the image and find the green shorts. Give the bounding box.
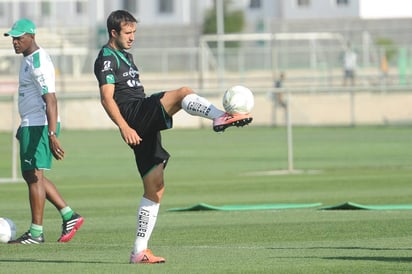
[17,124,60,172]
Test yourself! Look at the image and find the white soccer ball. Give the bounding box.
[0,217,16,243]
[222,85,254,115]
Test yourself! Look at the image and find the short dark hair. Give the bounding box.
[107,10,138,37]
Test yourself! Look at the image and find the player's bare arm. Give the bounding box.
[99,84,142,146]
[43,93,64,160]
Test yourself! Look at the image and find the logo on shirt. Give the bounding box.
[127,79,141,88]
[103,61,111,71]
[106,74,115,84]
[129,67,138,78]
[38,74,46,86]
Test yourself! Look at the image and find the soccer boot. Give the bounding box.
[57,212,84,242]
[8,231,44,244]
[130,249,166,264]
[213,112,253,132]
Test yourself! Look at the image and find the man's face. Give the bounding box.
[112,22,136,50]
[11,34,34,55]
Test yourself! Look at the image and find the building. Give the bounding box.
[1,0,412,79]
[1,0,412,30]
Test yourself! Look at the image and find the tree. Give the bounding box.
[202,0,245,48]
[375,37,396,62]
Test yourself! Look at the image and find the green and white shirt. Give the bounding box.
[18,47,59,127]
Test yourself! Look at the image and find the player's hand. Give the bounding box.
[49,136,65,160]
[120,126,142,146]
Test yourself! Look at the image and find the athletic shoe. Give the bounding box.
[129,249,166,264]
[8,231,44,244]
[57,212,84,242]
[213,113,253,132]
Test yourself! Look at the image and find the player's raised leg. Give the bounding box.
[212,113,253,132]
[161,87,252,132]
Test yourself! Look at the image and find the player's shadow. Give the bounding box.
[323,256,412,263]
[267,246,412,263]
[0,258,124,265]
[268,246,412,251]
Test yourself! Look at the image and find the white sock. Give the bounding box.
[181,93,225,119]
[132,197,160,254]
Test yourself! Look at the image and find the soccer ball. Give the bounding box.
[0,217,16,243]
[222,85,254,115]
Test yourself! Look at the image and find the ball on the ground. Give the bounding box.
[222,85,254,114]
[0,217,16,243]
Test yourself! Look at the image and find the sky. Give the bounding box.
[360,0,412,18]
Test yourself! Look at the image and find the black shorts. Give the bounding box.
[345,69,355,79]
[122,92,173,178]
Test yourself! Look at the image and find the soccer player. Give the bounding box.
[342,42,357,86]
[94,10,252,264]
[4,19,83,244]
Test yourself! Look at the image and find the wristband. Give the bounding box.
[48,131,56,137]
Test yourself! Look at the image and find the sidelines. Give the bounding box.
[0,178,23,183]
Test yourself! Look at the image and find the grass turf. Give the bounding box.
[1,126,412,273]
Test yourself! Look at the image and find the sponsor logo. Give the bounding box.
[103,61,111,71]
[129,67,138,78]
[141,255,149,262]
[24,159,33,165]
[188,102,211,116]
[127,79,142,88]
[137,209,149,238]
[106,74,114,83]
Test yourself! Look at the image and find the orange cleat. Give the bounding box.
[213,112,253,132]
[130,249,166,264]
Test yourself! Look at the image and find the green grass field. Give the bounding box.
[1,126,412,273]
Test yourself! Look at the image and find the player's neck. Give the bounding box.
[23,42,39,57]
[108,40,122,51]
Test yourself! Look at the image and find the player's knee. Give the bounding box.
[178,86,194,96]
[144,181,164,202]
[155,180,164,191]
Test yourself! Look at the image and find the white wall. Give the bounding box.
[360,0,412,19]
[282,0,359,19]
[137,0,213,25]
[3,0,412,30]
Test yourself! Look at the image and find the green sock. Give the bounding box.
[30,223,43,238]
[60,206,74,221]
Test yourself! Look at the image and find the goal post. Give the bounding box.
[198,32,346,173]
[199,32,346,79]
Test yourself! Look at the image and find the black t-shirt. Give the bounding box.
[94,45,145,107]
